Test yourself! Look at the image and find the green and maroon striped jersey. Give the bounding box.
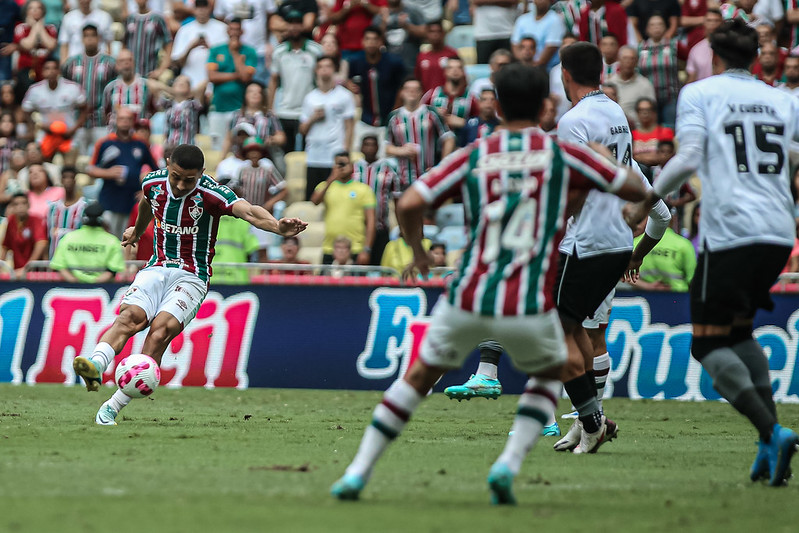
[353,158,400,231]
[123,12,172,77]
[413,128,624,317]
[62,53,117,128]
[386,104,454,188]
[142,169,242,283]
[422,85,480,121]
[637,38,680,105]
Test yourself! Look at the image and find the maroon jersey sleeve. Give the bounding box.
[558,140,625,193]
[412,146,472,207]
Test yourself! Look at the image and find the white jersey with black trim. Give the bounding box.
[557,92,652,257]
[654,71,798,251]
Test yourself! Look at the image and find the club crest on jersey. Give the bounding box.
[188,193,204,221]
[150,184,163,208]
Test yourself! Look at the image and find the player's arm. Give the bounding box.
[232,199,308,236]
[122,195,154,246]
[397,186,431,277]
[625,193,672,282]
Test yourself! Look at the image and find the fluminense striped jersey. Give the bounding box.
[386,105,454,188]
[62,53,117,128]
[353,158,400,231]
[123,12,172,77]
[228,110,283,141]
[423,86,480,121]
[786,0,799,49]
[552,0,588,36]
[159,97,204,146]
[637,38,680,104]
[102,75,154,127]
[237,160,285,207]
[47,197,87,259]
[413,128,625,316]
[142,169,242,283]
[719,3,751,21]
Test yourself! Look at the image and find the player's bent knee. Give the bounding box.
[116,306,149,334]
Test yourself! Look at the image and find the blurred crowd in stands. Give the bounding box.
[2,0,799,287]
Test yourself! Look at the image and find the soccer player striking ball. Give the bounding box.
[625,19,799,486]
[331,63,648,504]
[73,144,307,425]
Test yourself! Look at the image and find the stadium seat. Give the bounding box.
[446,249,464,268]
[458,47,477,66]
[285,151,308,203]
[445,25,475,50]
[284,201,324,222]
[465,64,491,82]
[436,226,468,252]
[297,223,326,248]
[350,151,364,162]
[436,203,465,228]
[298,246,323,264]
[195,134,213,154]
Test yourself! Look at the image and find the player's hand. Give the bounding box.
[356,250,370,265]
[622,257,643,283]
[402,251,432,282]
[588,141,615,163]
[623,200,648,230]
[121,226,140,247]
[278,217,308,237]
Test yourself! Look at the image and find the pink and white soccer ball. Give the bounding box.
[114,354,161,398]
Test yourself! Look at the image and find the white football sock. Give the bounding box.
[593,352,610,410]
[107,389,132,413]
[477,362,498,380]
[496,378,560,475]
[346,379,424,479]
[90,342,116,374]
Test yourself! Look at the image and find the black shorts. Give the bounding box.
[691,243,791,326]
[555,249,632,323]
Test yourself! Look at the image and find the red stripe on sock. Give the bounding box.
[594,367,610,377]
[382,398,410,422]
[524,387,558,408]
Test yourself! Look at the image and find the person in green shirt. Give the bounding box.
[206,19,258,114]
[50,202,125,283]
[212,176,262,284]
[631,219,697,292]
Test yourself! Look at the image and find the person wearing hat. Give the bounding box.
[278,1,318,39]
[50,201,125,283]
[238,135,287,252]
[216,121,254,181]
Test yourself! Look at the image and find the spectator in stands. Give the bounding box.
[600,34,620,83]
[423,57,479,145]
[629,216,696,292]
[124,0,173,81]
[27,163,64,218]
[632,96,674,168]
[548,34,578,122]
[353,134,400,264]
[468,48,511,97]
[311,150,376,266]
[1,192,47,277]
[223,81,285,163]
[216,122,253,181]
[320,32,349,84]
[602,81,619,102]
[0,149,26,214]
[268,10,323,151]
[778,54,799,97]
[627,0,680,43]
[686,8,722,84]
[0,0,21,82]
[135,118,163,170]
[214,0,276,86]
[12,0,57,88]
[22,56,86,162]
[88,106,157,239]
[170,0,228,90]
[62,23,116,156]
[512,36,536,67]
[158,75,206,148]
[277,0,318,39]
[269,235,310,273]
[386,77,455,188]
[414,21,458,92]
[17,141,59,187]
[429,242,447,267]
[46,166,86,259]
[510,0,565,71]
[472,0,516,64]
[754,42,781,86]
[329,235,355,276]
[681,0,709,52]
[207,19,257,150]
[58,0,113,61]
[238,136,286,214]
[382,230,431,275]
[0,111,20,175]
[1,82,28,139]
[578,0,628,47]
[449,0,472,25]
[463,88,499,144]
[300,56,356,200]
[50,201,124,283]
[102,49,162,128]
[782,5,799,52]
[636,15,680,127]
[609,46,657,127]
[328,0,387,61]
[375,0,426,73]
[211,176,263,284]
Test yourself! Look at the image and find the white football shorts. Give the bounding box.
[121,266,207,326]
[420,298,567,374]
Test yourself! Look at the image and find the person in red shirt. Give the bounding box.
[753,42,783,87]
[12,0,57,86]
[1,192,48,277]
[578,0,627,47]
[680,0,708,52]
[328,0,388,60]
[414,21,459,92]
[632,96,674,168]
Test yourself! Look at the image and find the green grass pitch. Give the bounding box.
[2,384,799,533]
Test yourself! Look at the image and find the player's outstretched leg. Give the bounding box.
[95,390,133,426]
[333,361,442,501]
[488,377,560,505]
[444,340,503,400]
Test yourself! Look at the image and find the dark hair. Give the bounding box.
[361,134,378,145]
[710,19,758,70]
[786,53,799,62]
[195,0,209,7]
[560,42,602,87]
[519,36,537,46]
[42,56,59,68]
[657,139,675,151]
[316,55,337,66]
[430,242,446,252]
[228,17,243,26]
[24,0,46,18]
[0,109,16,130]
[61,165,78,177]
[82,24,98,35]
[283,236,300,246]
[494,63,549,122]
[426,20,444,30]
[689,202,701,239]
[400,76,422,90]
[635,96,657,112]
[10,192,28,202]
[171,144,205,170]
[363,25,383,40]
[334,150,350,160]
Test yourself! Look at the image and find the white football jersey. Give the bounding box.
[656,71,798,251]
[557,93,651,257]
